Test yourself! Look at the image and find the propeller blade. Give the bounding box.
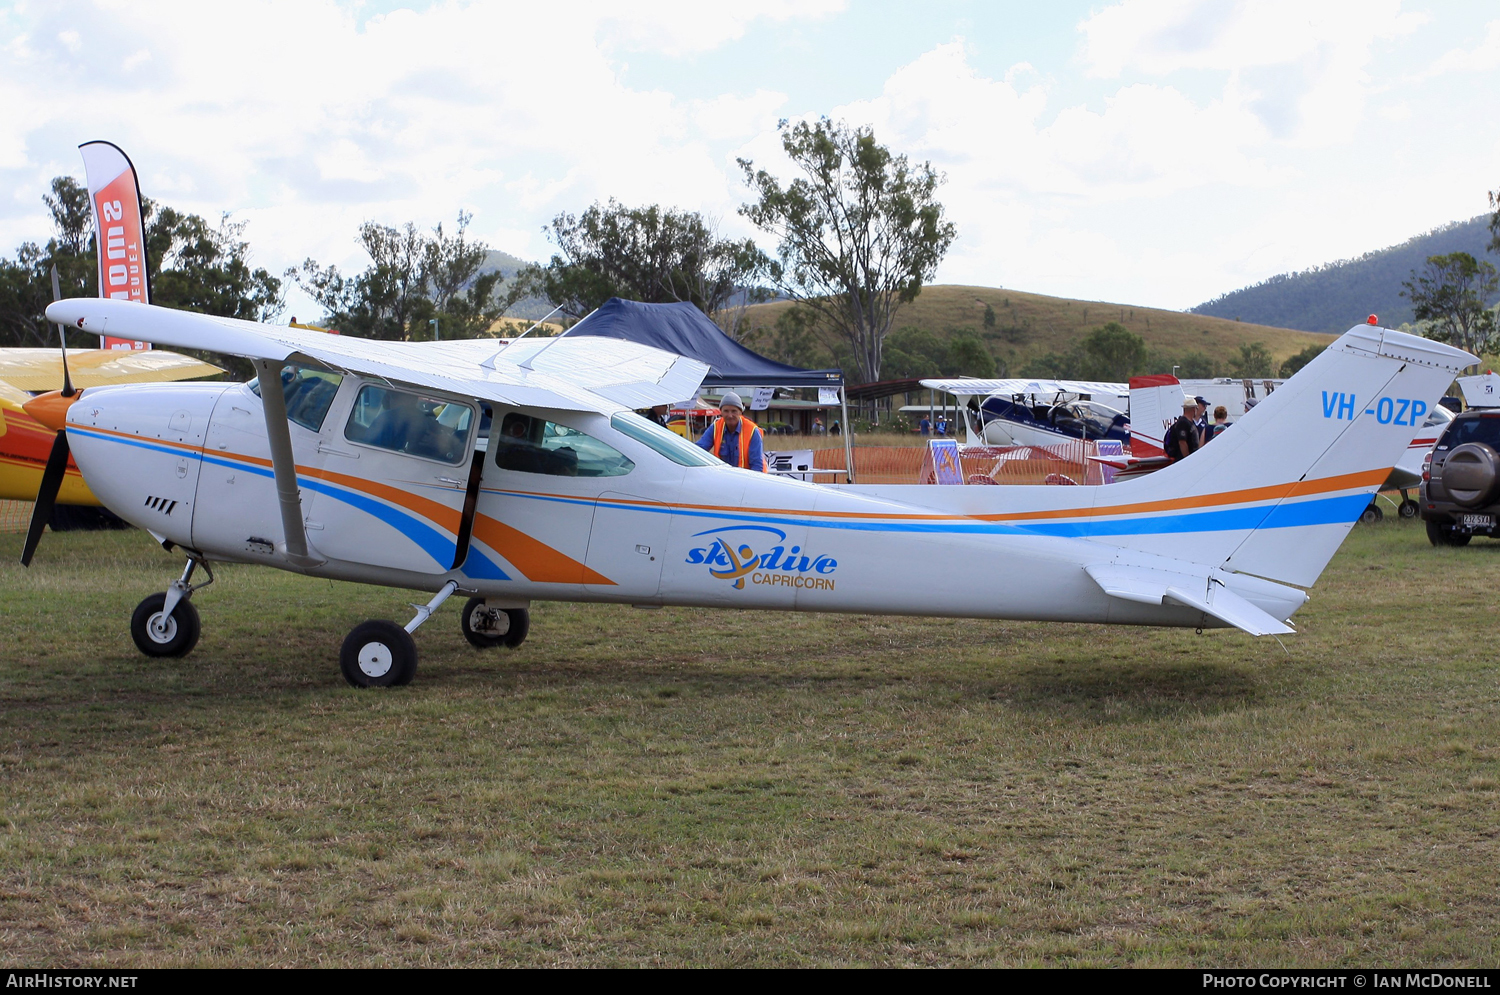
[50,264,74,397]
[20,431,71,567]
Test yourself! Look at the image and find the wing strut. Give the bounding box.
[251,359,322,568]
[451,442,487,571]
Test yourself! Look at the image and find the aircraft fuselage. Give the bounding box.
[63,378,1302,631]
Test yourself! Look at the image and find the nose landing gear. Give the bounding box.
[130,557,212,658]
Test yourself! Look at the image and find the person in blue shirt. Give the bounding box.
[919,415,931,435]
[696,391,766,471]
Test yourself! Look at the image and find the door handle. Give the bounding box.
[436,476,465,486]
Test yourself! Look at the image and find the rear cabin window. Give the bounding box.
[1441,415,1500,449]
[492,413,633,477]
[343,385,474,464]
[248,363,344,432]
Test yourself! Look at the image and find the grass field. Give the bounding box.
[741,284,1336,373]
[1,521,1497,967]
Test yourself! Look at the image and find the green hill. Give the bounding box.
[480,250,554,320]
[1191,216,1498,334]
[738,284,1334,381]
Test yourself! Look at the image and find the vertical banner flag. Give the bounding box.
[78,141,151,350]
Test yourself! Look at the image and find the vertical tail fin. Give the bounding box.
[1097,325,1473,587]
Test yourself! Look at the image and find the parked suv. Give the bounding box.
[1420,409,1500,546]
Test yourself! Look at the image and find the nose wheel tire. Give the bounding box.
[340,620,418,688]
[130,592,201,658]
[460,598,529,649]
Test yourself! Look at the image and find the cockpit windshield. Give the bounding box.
[1048,400,1125,439]
[248,362,344,432]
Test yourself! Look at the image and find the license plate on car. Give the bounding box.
[1461,514,1494,528]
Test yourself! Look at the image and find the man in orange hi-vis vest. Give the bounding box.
[695,391,766,471]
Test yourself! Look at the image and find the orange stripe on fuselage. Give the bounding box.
[468,515,613,585]
[75,425,606,583]
[973,468,1392,522]
[504,467,1390,525]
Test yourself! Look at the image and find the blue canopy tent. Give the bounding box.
[560,298,854,479]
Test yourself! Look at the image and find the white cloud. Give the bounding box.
[597,0,846,57]
[0,0,835,315]
[1079,0,1425,144]
[0,0,1491,321]
[1423,19,1500,76]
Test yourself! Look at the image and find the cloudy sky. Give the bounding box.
[2,0,1497,319]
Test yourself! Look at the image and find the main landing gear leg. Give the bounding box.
[131,557,213,658]
[339,581,459,689]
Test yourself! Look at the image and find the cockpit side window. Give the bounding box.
[343,384,474,464]
[492,412,634,477]
[248,363,345,432]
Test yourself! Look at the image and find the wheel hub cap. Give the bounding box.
[358,641,393,678]
[148,612,177,644]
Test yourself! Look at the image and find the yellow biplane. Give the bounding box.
[0,348,220,511]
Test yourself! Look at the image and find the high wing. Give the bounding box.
[0,347,222,392]
[919,376,1127,398]
[43,299,710,413]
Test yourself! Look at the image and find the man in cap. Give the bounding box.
[696,391,766,471]
[1194,395,1210,445]
[1165,398,1201,462]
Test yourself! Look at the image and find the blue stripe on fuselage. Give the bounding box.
[71,428,508,579]
[485,486,1373,538]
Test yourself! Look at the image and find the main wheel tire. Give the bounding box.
[460,597,507,649]
[340,620,418,688]
[1426,520,1472,547]
[502,608,529,648]
[1399,499,1420,519]
[1360,503,1383,524]
[130,592,201,658]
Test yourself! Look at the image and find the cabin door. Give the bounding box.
[303,381,479,576]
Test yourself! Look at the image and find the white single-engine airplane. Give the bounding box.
[22,297,1473,688]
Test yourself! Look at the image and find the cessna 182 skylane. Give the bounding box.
[22,297,1474,688]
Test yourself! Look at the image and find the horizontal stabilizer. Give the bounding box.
[1084,563,1294,636]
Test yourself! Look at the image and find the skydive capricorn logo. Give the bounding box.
[685,526,837,590]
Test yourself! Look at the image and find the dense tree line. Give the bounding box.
[289,212,532,341]
[5,118,961,388]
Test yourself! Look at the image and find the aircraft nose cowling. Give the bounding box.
[63,381,228,547]
[23,389,83,432]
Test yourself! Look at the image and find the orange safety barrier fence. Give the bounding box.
[0,500,32,533]
[813,443,1105,486]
